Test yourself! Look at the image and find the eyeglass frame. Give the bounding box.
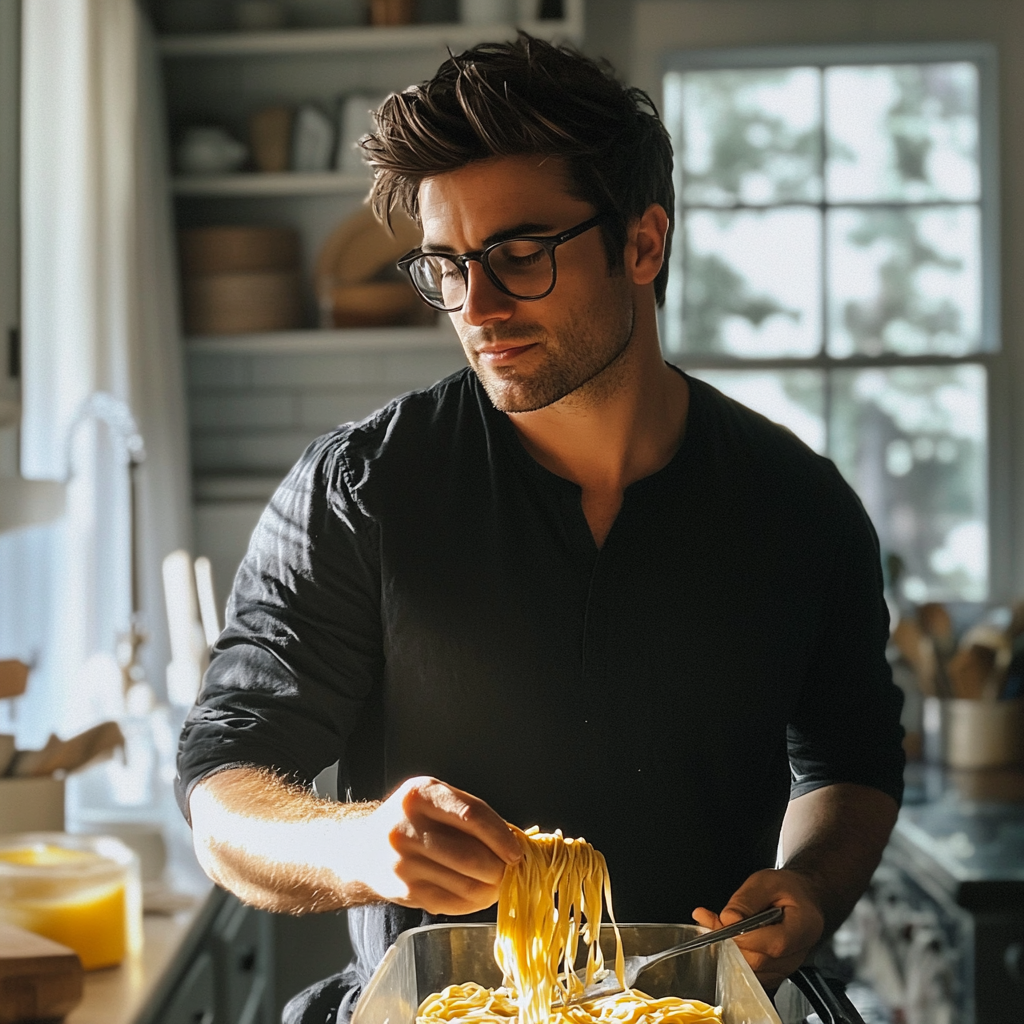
[397,212,610,312]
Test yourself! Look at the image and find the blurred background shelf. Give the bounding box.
[158,15,583,58]
[172,172,370,196]
[167,5,574,603]
[185,324,459,354]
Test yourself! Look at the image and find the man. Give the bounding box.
[176,35,904,1022]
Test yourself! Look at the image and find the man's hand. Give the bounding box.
[354,776,523,916]
[189,767,520,916]
[692,868,824,991]
[693,784,898,991]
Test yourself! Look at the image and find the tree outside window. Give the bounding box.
[663,46,996,602]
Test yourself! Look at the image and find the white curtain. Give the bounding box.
[9,0,191,744]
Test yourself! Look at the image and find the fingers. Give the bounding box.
[389,849,505,915]
[718,869,791,925]
[695,869,825,991]
[691,907,722,931]
[360,777,520,915]
[400,777,522,865]
[390,877,495,917]
[389,816,507,887]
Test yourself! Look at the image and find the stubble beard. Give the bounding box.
[466,303,636,415]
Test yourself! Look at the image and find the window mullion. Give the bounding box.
[818,65,831,454]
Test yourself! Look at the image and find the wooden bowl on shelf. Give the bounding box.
[315,208,422,289]
[369,0,415,25]
[325,282,434,328]
[180,225,304,334]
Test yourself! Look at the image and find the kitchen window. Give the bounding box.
[661,44,999,602]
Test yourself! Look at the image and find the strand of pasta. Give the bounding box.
[415,827,723,1024]
[494,826,622,1024]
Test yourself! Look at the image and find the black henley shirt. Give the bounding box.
[176,368,904,929]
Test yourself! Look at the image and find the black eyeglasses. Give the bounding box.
[397,213,608,312]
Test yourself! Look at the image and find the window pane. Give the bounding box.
[827,206,981,356]
[825,63,980,203]
[830,365,987,600]
[672,209,821,356]
[666,67,821,205]
[692,369,826,453]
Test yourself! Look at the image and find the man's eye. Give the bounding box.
[494,243,545,268]
[506,251,544,266]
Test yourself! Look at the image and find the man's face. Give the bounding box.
[418,155,635,413]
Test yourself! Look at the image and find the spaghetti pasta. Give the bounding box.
[415,827,723,1024]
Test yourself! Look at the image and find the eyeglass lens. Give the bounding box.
[409,239,555,310]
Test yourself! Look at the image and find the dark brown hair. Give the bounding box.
[360,33,675,305]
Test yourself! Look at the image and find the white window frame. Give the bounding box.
[659,41,1009,601]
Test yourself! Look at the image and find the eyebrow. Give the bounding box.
[420,221,557,255]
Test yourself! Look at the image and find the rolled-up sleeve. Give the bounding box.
[787,468,906,806]
[175,429,383,821]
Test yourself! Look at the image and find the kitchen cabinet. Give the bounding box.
[142,888,354,1024]
[209,895,273,1024]
[157,950,216,1024]
[835,769,1024,1024]
[142,889,274,1024]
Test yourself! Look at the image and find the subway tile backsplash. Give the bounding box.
[187,344,467,475]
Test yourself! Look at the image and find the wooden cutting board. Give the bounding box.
[0,923,83,1023]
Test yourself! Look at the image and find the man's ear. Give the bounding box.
[626,204,669,287]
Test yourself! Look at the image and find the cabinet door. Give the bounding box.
[212,896,272,1024]
[158,949,216,1024]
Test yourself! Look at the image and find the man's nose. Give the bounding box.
[458,261,516,327]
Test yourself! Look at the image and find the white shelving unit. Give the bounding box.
[162,2,584,349]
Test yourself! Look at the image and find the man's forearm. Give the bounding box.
[189,766,381,914]
[781,782,898,936]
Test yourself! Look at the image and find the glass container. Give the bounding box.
[0,831,142,970]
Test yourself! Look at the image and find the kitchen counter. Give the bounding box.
[861,761,1024,1023]
[55,797,348,1024]
[67,885,221,1024]
[893,788,1024,911]
[62,805,225,1024]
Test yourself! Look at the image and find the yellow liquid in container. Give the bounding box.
[0,834,141,971]
[0,844,91,867]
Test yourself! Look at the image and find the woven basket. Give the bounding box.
[183,271,303,334]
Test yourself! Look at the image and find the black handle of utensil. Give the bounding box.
[790,966,866,1024]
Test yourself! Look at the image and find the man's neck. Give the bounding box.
[506,323,689,547]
